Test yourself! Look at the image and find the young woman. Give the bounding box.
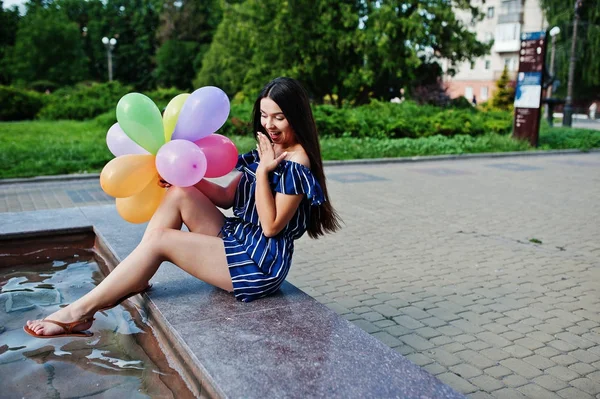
[25,77,341,338]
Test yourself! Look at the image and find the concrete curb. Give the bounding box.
[1,148,598,185]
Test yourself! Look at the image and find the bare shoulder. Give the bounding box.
[286,146,310,168]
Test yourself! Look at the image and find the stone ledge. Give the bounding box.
[2,205,464,398]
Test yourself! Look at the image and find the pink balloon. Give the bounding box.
[194,134,238,178]
[106,123,149,157]
[155,140,207,187]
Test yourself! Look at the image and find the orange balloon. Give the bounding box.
[116,176,166,223]
[100,154,156,198]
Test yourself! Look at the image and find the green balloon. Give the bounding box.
[116,93,165,154]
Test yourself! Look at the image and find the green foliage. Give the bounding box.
[158,0,222,44]
[28,80,60,93]
[38,81,132,120]
[539,122,600,150]
[197,0,491,104]
[0,120,113,178]
[145,87,186,109]
[541,0,600,99]
[491,66,515,110]
[319,134,532,160]
[450,96,475,109]
[154,40,199,90]
[0,85,46,121]
[6,6,88,86]
[0,2,20,84]
[216,100,513,140]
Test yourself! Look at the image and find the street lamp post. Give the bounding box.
[563,0,583,127]
[547,27,560,99]
[102,36,117,82]
[545,26,560,123]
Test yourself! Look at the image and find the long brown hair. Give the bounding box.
[252,77,342,238]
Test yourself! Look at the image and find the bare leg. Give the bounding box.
[26,187,231,336]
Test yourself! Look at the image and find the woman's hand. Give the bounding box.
[256,132,287,175]
[158,177,172,188]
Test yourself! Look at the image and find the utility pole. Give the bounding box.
[563,0,583,127]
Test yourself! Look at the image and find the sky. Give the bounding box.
[3,0,25,10]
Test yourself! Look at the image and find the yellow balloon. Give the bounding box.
[116,176,166,224]
[100,154,156,198]
[163,93,190,142]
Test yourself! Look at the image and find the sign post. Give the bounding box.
[513,31,547,147]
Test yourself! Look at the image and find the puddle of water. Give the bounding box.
[0,239,195,398]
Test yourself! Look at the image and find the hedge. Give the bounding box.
[0,85,46,121]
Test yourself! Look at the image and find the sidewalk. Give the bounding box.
[2,152,600,399]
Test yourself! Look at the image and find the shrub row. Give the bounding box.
[220,100,513,139]
[0,86,46,121]
[37,81,133,120]
[4,81,513,139]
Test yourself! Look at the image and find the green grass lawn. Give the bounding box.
[1,120,598,179]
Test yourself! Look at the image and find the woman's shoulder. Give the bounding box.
[284,146,310,169]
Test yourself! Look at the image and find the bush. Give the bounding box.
[28,80,59,93]
[450,96,474,109]
[0,85,46,121]
[145,87,186,111]
[215,99,514,139]
[93,110,117,131]
[38,81,132,120]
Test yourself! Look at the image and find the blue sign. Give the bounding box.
[521,31,546,41]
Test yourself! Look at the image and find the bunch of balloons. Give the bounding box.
[101,86,238,223]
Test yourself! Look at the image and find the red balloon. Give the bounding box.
[194,134,238,178]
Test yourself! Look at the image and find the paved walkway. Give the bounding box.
[2,152,600,399]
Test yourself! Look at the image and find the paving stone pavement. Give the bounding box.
[2,152,600,398]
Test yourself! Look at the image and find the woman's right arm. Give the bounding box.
[194,172,242,209]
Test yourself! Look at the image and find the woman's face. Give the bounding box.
[260,97,296,146]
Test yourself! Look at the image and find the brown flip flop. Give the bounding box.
[23,318,95,339]
[98,284,152,312]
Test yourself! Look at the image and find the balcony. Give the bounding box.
[494,40,521,52]
[494,22,521,52]
[498,12,524,24]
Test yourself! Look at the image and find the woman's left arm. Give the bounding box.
[255,133,304,238]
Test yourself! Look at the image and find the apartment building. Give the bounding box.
[443,0,547,103]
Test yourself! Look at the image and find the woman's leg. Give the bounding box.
[26,187,231,336]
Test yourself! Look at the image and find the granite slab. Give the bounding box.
[0,205,465,399]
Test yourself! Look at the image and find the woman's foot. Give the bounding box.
[25,304,94,338]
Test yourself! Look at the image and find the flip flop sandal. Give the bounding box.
[23,318,95,339]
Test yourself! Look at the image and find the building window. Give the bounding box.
[470,61,476,70]
[485,60,491,69]
[504,57,517,71]
[465,87,473,100]
[487,7,495,19]
[481,87,489,101]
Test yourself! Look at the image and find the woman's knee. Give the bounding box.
[165,186,194,203]
[141,227,170,253]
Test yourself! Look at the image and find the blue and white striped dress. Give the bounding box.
[220,150,325,302]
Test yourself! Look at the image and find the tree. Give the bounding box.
[0,1,21,84]
[7,5,88,86]
[196,0,490,105]
[541,0,600,100]
[154,40,199,89]
[155,0,223,89]
[491,66,515,110]
[353,0,491,102]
